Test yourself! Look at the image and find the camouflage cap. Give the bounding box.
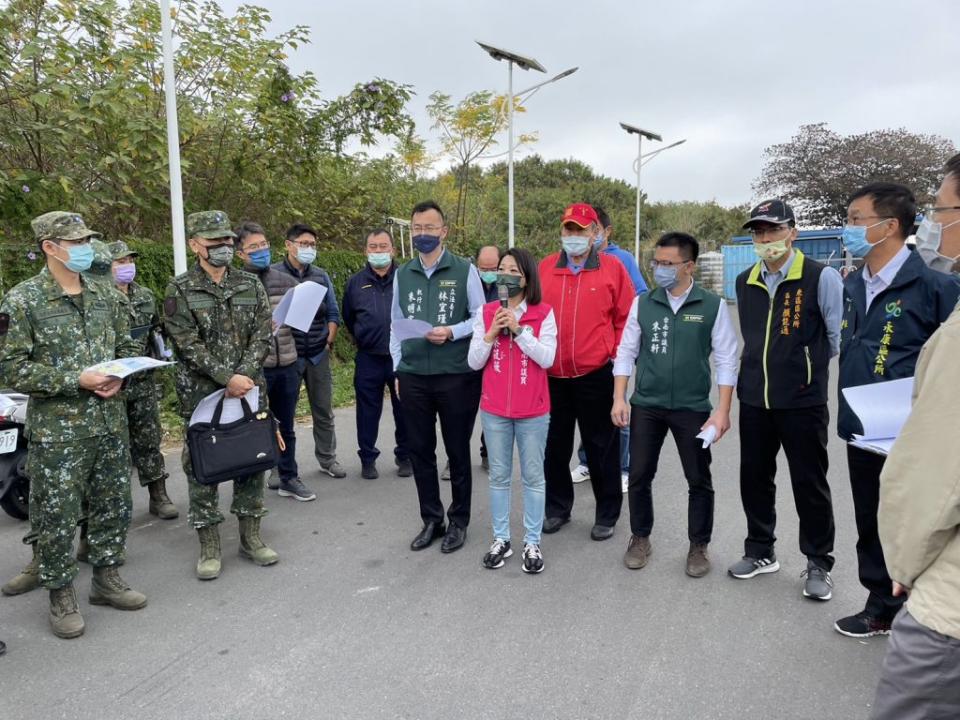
[87,239,114,277]
[186,210,236,240]
[31,211,102,243]
[108,240,139,260]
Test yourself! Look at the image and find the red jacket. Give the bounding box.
[539,249,633,378]
[479,301,552,419]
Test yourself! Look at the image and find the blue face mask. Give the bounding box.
[58,242,95,273]
[413,234,441,254]
[246,248,271,269]
[593,231,605,250]
[653,264,679,290]
[296,246,317,265]
[842,221,888,258]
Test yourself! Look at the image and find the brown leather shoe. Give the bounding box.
[686,542,710,578]
[624,535,651,570]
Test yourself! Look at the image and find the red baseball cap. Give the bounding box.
[561,203,599,228]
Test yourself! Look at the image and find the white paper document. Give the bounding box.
[842,376,914,456]
[272,281,327,333]
[392,318,434,342]
[85,356,174,379]
[189,388,260,427]
[696,425,718,449]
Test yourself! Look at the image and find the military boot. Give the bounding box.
[196,525,221,580]
[49,584,85,639]
[238,516,279,566]
[89,566,147,610]
[2,544,40,596]
[147,478,179,519]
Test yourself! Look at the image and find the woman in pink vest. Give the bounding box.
[467,248,557,573]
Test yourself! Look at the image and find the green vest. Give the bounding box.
[631,284,721,412]
[396,250,472,375]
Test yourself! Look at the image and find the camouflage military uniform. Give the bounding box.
[163,212,272,529]
[0,213,139,590]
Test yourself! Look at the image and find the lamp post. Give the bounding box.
[619,123,662,264]
[160,0,187,275]
[477,42,577,248]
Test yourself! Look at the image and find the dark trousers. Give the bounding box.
[847,445,903,620]
[738,402,836,570]
[628,406,713,544]
[544,364,622,527]
[398,371,481,528]
[354,350,409,465]
[264,363,300,481]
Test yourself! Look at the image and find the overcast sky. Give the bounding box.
[220,0,958,207]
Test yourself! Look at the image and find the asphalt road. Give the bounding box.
[0,361,888,720]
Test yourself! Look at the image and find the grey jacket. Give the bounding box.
[254,266,299,368]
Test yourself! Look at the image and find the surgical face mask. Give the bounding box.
[367,252,392,269]
[479,270,498,285]
[593,231,606,250]
[916,216,960,274]
[413,234,441,254]
[57,242,95,273]
[495,273,524,298]
[841,221,888,258]
[113,263,137,284]
[295,246,317,265]
[562,235,590,257]
[753,239,790,263]
[653,264,679,290]
[246,248,271,270]
[205,243,235,267]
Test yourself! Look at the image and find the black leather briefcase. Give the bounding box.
[186,396,279,486]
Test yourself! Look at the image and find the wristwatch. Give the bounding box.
[511,325,532,338]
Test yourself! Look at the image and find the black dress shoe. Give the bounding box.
[440,524,467,553]
[410,522,445,551]
[542,516,570,534]
[590,524,615,541]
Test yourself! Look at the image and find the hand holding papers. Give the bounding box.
[841,376,914,456]
[272,281,327,334]
[189,387,260,427]
[84,356,174,379]
[696,425,718,449]
[392,318,434,342]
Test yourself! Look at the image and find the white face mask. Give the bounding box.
[916,216,960,274]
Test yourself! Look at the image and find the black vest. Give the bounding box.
[736,251,830,409]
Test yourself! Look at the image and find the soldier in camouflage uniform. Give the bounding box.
[109,240,178,519]
[163,210,278,580]
[0,211,148,639]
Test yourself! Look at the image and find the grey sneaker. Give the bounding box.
[440,461,451,481]
[728,555,780,579]
[319,461,346,479]
[278,478,317,502]
[801,562,833,601]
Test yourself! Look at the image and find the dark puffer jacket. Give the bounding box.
[272,258,341,361]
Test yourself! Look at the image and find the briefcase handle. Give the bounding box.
[211,396,256,428]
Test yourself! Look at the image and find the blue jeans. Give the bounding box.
[578,424,629,473]
[481,410,549,545]
[264,363,300,481]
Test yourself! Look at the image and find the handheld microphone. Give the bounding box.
[498,283,510,337]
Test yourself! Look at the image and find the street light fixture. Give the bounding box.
[636,138,687,169]
[620,122,663,264]
[478,42,577,248]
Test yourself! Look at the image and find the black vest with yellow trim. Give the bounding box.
[396,250,472,375]
[735,250,830,409]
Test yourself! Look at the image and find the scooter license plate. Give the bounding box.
[0,428,18,454]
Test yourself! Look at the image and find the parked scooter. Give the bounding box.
[0,392,29,520]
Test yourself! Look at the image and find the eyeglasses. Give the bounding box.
[650,259,690,268]
[844,215,892,225]
[924,205,960,220]
[748,226,790,239]
[243,242,270,252]
[287,239,316,249]
[411,224,443,234]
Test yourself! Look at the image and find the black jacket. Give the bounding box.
[271,259,340,362]
[342,263,396,355]
[838,249,960,439]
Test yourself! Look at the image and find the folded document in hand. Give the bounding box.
[841,376,914,456]
[85,356,174,379]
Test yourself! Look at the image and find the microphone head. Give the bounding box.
[497,283,509,304]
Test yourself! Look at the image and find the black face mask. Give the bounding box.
[496,273,524,297]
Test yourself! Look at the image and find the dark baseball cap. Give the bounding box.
[743,199,796,229]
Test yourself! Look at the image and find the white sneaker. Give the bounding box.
[571,464,590,484]
[621,472,629,493]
